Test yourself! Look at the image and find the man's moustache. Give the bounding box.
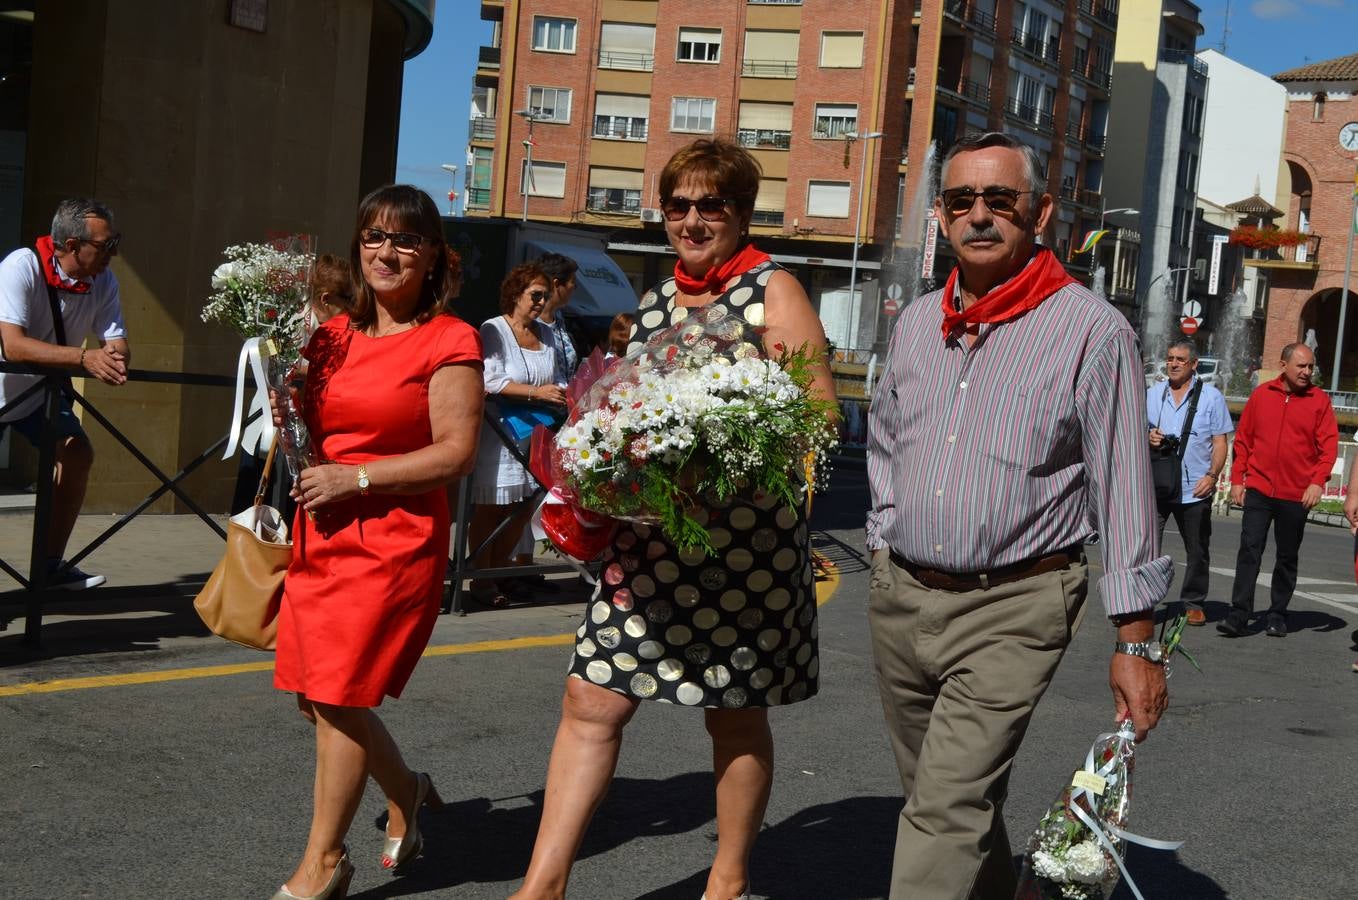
[962,227,1004,244]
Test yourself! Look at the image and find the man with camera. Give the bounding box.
[1147,340,1232,626]
[1219,342,1336,638]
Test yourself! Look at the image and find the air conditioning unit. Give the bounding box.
[640,207,664,223]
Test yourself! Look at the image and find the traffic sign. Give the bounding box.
[883,297,900,316]
[886,283,903,301]
[1181,316,1199,335]
[1181,300,1202,319]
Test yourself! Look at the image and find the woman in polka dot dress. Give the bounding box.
[512,140,837,900]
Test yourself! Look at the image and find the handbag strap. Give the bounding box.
[44,282,68,346]
[1175,380,1203,460]
[254,435,280,506]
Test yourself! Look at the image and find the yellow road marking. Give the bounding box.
[0,556,841,697]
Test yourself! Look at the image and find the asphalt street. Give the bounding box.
[1,465,1356,899]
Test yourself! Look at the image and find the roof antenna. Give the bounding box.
[1218,0,1231,54]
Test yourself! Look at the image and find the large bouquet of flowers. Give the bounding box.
[203,236,317,475]
[1015,719,1183,900]
[547,305,837,554]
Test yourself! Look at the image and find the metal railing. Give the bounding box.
[1077,0,1118,28]
[742,58,798,78]
[465,187,491,209]
[737,128,792,150]
[597,48,654,71]
[1160,48,1209,77]
[959,78,990,106]
[750,210,785,226]
[468,117,497,142]
[0,363,247,645]
[592,116,648,141]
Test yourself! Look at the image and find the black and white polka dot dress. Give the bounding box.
[565,260,820,708]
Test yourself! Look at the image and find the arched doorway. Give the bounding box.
[1300,287,1358,389]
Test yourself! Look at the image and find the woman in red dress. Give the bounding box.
[270,185,484,899]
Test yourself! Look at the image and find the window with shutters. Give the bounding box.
[671,97,716,133]
[594,94,649,140]
[737,101,793,150]
[743,30,799,77]
[527,86,571,123]
[599,22,655,71]
[813,103,858,139]
[807,181,851,218]
[521,160,566,198]
[820,32,864,68]
[587,167,644,214]
[677,27,721,63]
[752,179,787,226]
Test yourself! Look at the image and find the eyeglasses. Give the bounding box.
[358,227,427,254]
[939,188,1035,219]
[528,289,548,302]
[79,235,122,254]
[660,196,732,222]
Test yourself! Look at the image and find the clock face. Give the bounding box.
[1341,122,1358,151]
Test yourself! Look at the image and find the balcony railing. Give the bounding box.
[742,58,798,78]
[1160,48,1209,77]
[1011,29,1059,65]
[478,45,500,68]
[468,117,496,142]
[1242,234,1323,269]
[592,116,648,141]
[751,210,785,226]
[586,191,642,215]
[737,128,792,150]
[1004,97,1054,133]
[1077,0,1118,29]
[959,78,990,106]
[966,4,997,32]
[597,48,655,71]
[465,187,491,209]
[1084,131,1107,153]
[943,0,967,21]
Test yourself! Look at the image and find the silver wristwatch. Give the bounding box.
[1114,640,1167,664]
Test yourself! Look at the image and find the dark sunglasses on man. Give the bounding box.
[939,187,1035,219]
[358,227,427,254]
[660,195,732,222]
[77,234,122,255]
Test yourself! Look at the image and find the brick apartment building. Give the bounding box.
[466,0,1120,363]
[1259,52,1358,385]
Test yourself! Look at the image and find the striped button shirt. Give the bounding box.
[865,280,1171,617]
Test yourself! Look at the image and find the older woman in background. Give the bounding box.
[270,185,483,900]
[512,139,835,900]
[467,262,567,607]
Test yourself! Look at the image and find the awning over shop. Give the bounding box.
[522,240,640,318]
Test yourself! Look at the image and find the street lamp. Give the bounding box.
[1101,206,1138,229]
[440,163,458,216]
[514,109,543,223]
[847,131,884,356]
[1143,265,1194,346]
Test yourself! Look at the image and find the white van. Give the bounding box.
[1145,356,1220,389]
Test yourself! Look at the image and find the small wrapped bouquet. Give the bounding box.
[1015,719,1183,900]
[203,235,317,476]
[544,305,837,555]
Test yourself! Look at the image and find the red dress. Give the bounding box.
[273,313,483,707]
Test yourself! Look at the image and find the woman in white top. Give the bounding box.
[468,263,567,607]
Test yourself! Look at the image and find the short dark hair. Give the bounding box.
[347,185,456,329]
[311,254,355,314]
[1165,339,1198,362]
[1281,342,1311,362]
[940,131,1046,197]
[658,138,762,224]
[499,262,550,315]
[536,252,578,285]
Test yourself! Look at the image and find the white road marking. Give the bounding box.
[1204,565,1358,614]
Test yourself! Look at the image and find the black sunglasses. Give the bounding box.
[528,289,548,302]
[939,188,1035,218]
[79,234,122,254]
[660,195,732,222]
[358,226,427,253]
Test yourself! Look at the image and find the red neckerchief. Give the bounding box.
[939,246,1075,338]
[673,242,771,295]
[34,235,91,294]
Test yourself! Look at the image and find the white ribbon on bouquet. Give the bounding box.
[1068,724,1184,900]
[223,336,276,459]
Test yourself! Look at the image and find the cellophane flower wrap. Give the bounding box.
[549,305,837,554]
[202,235,317,476]
[1016,719,1182,900]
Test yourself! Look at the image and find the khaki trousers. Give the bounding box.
[867,550,1088,900]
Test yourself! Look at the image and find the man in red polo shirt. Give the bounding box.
[1219,343,1337,638]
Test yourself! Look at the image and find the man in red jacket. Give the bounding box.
[1219,343,1338,637]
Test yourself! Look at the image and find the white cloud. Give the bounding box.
[1251,0,1303,17]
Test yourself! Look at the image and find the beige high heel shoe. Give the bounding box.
[381,771,443,872]
[271,847,353,900]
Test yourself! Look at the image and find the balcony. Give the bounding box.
[465,187,491,210]
[468,117,496,143]
[742,58,798,78]
[1011,29,1059,66]
[1160,48,1209,78]
[907,67,916,93]
[966,4,997,33]
[1077,0,1118,29]
[598,48,655,71]
[1084,131,1107,154]
[586,189,642,215]
[737,128,792,150]
[592,116,649,141]
[1242,234,1323,271]
[959,78,990,107]
[751,210,785,227]
[478,45,500,68]
[1004,97,1054,134]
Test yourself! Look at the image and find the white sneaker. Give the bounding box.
[48,561,106,591]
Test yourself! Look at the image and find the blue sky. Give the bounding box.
[394,2,1358,210]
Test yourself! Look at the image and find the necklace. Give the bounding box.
[369,318,416,338]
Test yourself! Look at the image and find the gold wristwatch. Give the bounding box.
[356,464,371,496]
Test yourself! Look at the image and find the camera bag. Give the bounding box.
[1151,379,1203,506]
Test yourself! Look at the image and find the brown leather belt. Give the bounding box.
[889,545,1083,592]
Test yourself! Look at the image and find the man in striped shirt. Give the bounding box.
[865,132,1172,900]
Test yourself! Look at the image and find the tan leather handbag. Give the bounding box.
[194,438,293,650]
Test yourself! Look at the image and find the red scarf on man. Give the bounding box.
[34,235,91,294]
[673,242,770,296]
[939,245,1074,337]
